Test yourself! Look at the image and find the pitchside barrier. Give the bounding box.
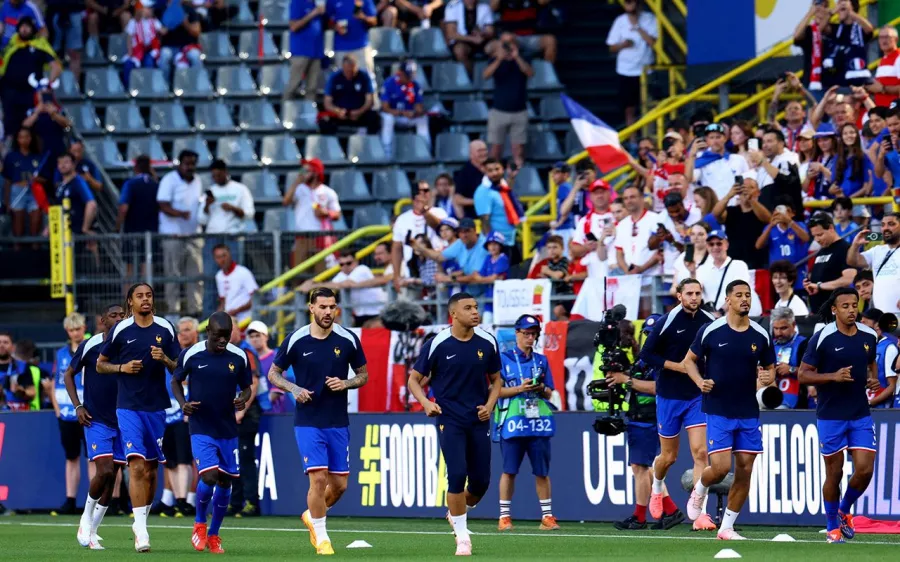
[2,411,898,525]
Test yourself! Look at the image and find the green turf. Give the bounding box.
[1,514,898,560]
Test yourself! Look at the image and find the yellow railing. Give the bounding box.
[805,196,896,210]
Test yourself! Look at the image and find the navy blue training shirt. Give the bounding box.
[412,327,502,427]
[71,332,117,428]
[689,317,775,419]
[273,323,366,429]
[173,341,252,440]
[118,174,160,233]
[640,305,716,400]
[801,322,877,421]
[99,316,180,412]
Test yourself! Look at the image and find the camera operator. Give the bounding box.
[494,315,559,532]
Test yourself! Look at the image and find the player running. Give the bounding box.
[268,287,368,556]
[408,292,503,557]
[171,312,252,554]
[96,283,180,552]
[683,280,775,540]
[799,288,879,544]
[639,278,717,530]
[66,304,126,550]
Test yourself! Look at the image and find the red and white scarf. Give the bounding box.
[130,19,161,62]
[809,20,823,91]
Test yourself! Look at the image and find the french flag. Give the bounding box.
[561,94,630,173]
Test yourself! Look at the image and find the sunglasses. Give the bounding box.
[707,241,724,247]
[339,260,354,266]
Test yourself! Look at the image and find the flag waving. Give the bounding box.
[561,94,630,173]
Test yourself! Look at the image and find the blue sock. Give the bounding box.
[209,486,231,537]
[825,499,840,531]
[839,485,864,514]
[195,481,214,525]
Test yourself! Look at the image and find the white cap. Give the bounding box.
[246,320,269,337]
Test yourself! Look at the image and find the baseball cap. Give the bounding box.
[641,314,662,335]
[483,231,507,249]
[664,131,684,142]
[246,320,269,337]
[798,126,816,140]
[458,217,477,230]
[301,158,325,182]
[862,308,884,322]
[400,59,418,77]
[814,123,836,138]
[707,229,728,241]
[589,179,612,192]
[514,315,541,331]
[439,217,460,230]
[704,123,727,136]
[551,160,568,172]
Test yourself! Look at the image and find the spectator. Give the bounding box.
[711,177,771,269]
[566,230,609,296]
[157,150,203,316]
[768,73,815,152]
[770,260,810,316]
[22,82,71,180]
[285,0,326,101]
[0,17,61,139]
[472,232,510,323]
[55,153,98,238]
[0,331,37,411]
[606,0,656,135]
[847,212,900,313]
[792,0,832,94]
[549,161,575,249]
[685,123,749,203]
[213,244,259,323]
[116,155,159,278]
[806,123,837,199]
[831,123,873,198]
[310,250,385,327]
[392,179,446,291]
[55,141,103,193]
[691,185,722,233]
[433,172,459,219]
[859,308,899,408]
[855,269,874,311]
[489,0,556,63]
[803,213,856,313]
[528,234,572,318]
[475,158,524,262]
[831,196,856,239]
[483,32,533,168]
[86,1,132,42]
[650,191,701,276]
[453,139,488,218]
[615,185,661,291]
[771,306,809,410]
[283,157,342,270]
[750,128,803,214]
[246,320,279,414]
[756,203,810,276]
[46,0,83,82]
[824,0,874,88]
[414,217,488,295]
[379,0,444,30]
[227,319,262,517]
[695,230,760,314]
[796,126,818,185]
[327,0,377,76]
[157,0,203,77]
[729,121,754,165]
[444,0,494,76]
[670,221,711,295]
[319,54,379,135]
[406,232,440,300]
[122,3,162,87]
[380,60,429,157]
[866,26,900,107]
[198,159,255,236]
[0,0,45,48]
[568,179,617,272]
[193,0,238,29]
[3,127,43,237]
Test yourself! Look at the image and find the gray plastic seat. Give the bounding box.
[106,33,127,63]
[333,214,349,231]
[126,135,168,162]
[408,165,449,187]
[216,135,260,167]
[352,205,391,230]
[85,67,126,100]
[512,166,545,197]
[263,208,294,232]
[281,100,318,132]
[303,135,346,166]
[200,32,237,64]
[528,60,563,91]
[258,64,289,95]
[84,137,125,167]
[82,37,106,65]
[369,27,406,59]
[453,100,489,123]
[372,168,412,201]
[259,0,289,25]
[565,129,583,154]
[172,136,213,167]
[393,134,433,164]
[238,30,279,61]
[409,27,450,59]
[347,134,387,164]
[104,102,147,134]
[216,65,258,97]
[432,62,473,93]
[150,102,191,134]
[241,170,282,203]
[260,134,301,166]
[58,70,81,100]
[68,103,102,135]
[280,29,293,58]
[435,132,469,164]
[540,96,568,120]
[472,61,493,91]
[329,170,370,203]
[238,100,280,132]
[128,68,170,99]
[194,101,238,133]
[231,0,256,24]
[173,67,215,99]
[528,129,564,160]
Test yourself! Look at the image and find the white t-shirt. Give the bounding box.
[571,210,617,268]
[157,170,202,235]
[392,207,447,261]
[861,244,900,313]
[614,209,662,284]
[606,12,657,77]
[198,180,255,234]
[659,206,702,275]
[695,256,761,314]
[444,1,494,37]
[775,293,810,316]
[579,251,609,280]
[752,149,800,189]
[692,152,749,203]
[333,264,387,317]
[671,251,710,286]
[215,264,258,323]
[292,183,341,232]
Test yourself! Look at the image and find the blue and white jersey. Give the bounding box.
[71,333,117,427]
[802,322,877,421]
[54,343,82,421]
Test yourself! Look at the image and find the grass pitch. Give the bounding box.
[1,514,898,560]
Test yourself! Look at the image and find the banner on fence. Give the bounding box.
[491,279,552,325]
[570,276,642,321]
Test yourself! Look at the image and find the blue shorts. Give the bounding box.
[707,415,762,455]
[439,422,492,495]
[117,409,167,463]
[84,421,126,464]
[817,416,877,457]
[9,184,37,212]
[191,434,240,477]
[627,422,659,467]
[500,437,551,477]
[656,395,706,438]
[294,426,350,474]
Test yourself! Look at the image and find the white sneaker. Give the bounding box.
[717,528,746,540]
[132,523,151,553]
[88,535,105,550]
[76,521,91,547]
[686,489,707,521]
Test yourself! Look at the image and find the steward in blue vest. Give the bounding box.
[861,309,898,409]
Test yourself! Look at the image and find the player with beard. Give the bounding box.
[847,212,900,313]
[799,288,879,544]
[267,287,368,556]
[683,280,775,540]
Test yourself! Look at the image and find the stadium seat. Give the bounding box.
[231,0,256,24]
[540,96,568,121]
[84,137,125,167]
[452,100,490,123]
[352,205,391,229]
[85,67,126,100]
[528,60,563,91]
[263,208,294,232]
[435,132,470,164]
[564,129,583,154]
[216,135,260,167]
[472,61,493,91]
[104,102,147,134]
[128,68,170,99]
[369,27,406,60]
[57,70,81,100]
[324,29,335,57]
[68,103,103,135]
[513,166,545,197]
[392,134,433,164]
[432,62,473,93]
[216,65,259,97]
[329,170,371,203]
[200,32,237,64]
[303,135,346,166]
[333,214,349,231]
[173,67,215,99]
[238,100,281,132]
[280,30,293,58]
[106,33,127,63]
[526,100,538,120]
[372,168,412,201]
[238,30,279,61]
[193,101,238,133]
[409,27,450,59]
[408,164,448,187]
[241,170,283,204]
[347,134,388,164]
[527,129,564,161]
[126,136,168,162]
[82,37,105,65]
[149,102,191,134]
[258,64,289,95]
[260,134,301,166]
[172,136,214,167]
[259,0,289,25]
[281,100,318,132]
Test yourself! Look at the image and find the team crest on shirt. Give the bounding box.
[228,362,235,372]
[126,442,133,449]
[334,346,341,357]
[195,458,200,466]
[787,233,794,241]
[439,425,444,432]
[709,439,713,445]
[751,343,757,353]
[864,343,870,352]
[155,334,162,344]
[91,443,97,451]
[304,456,309,463]
[477,349,484,360]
